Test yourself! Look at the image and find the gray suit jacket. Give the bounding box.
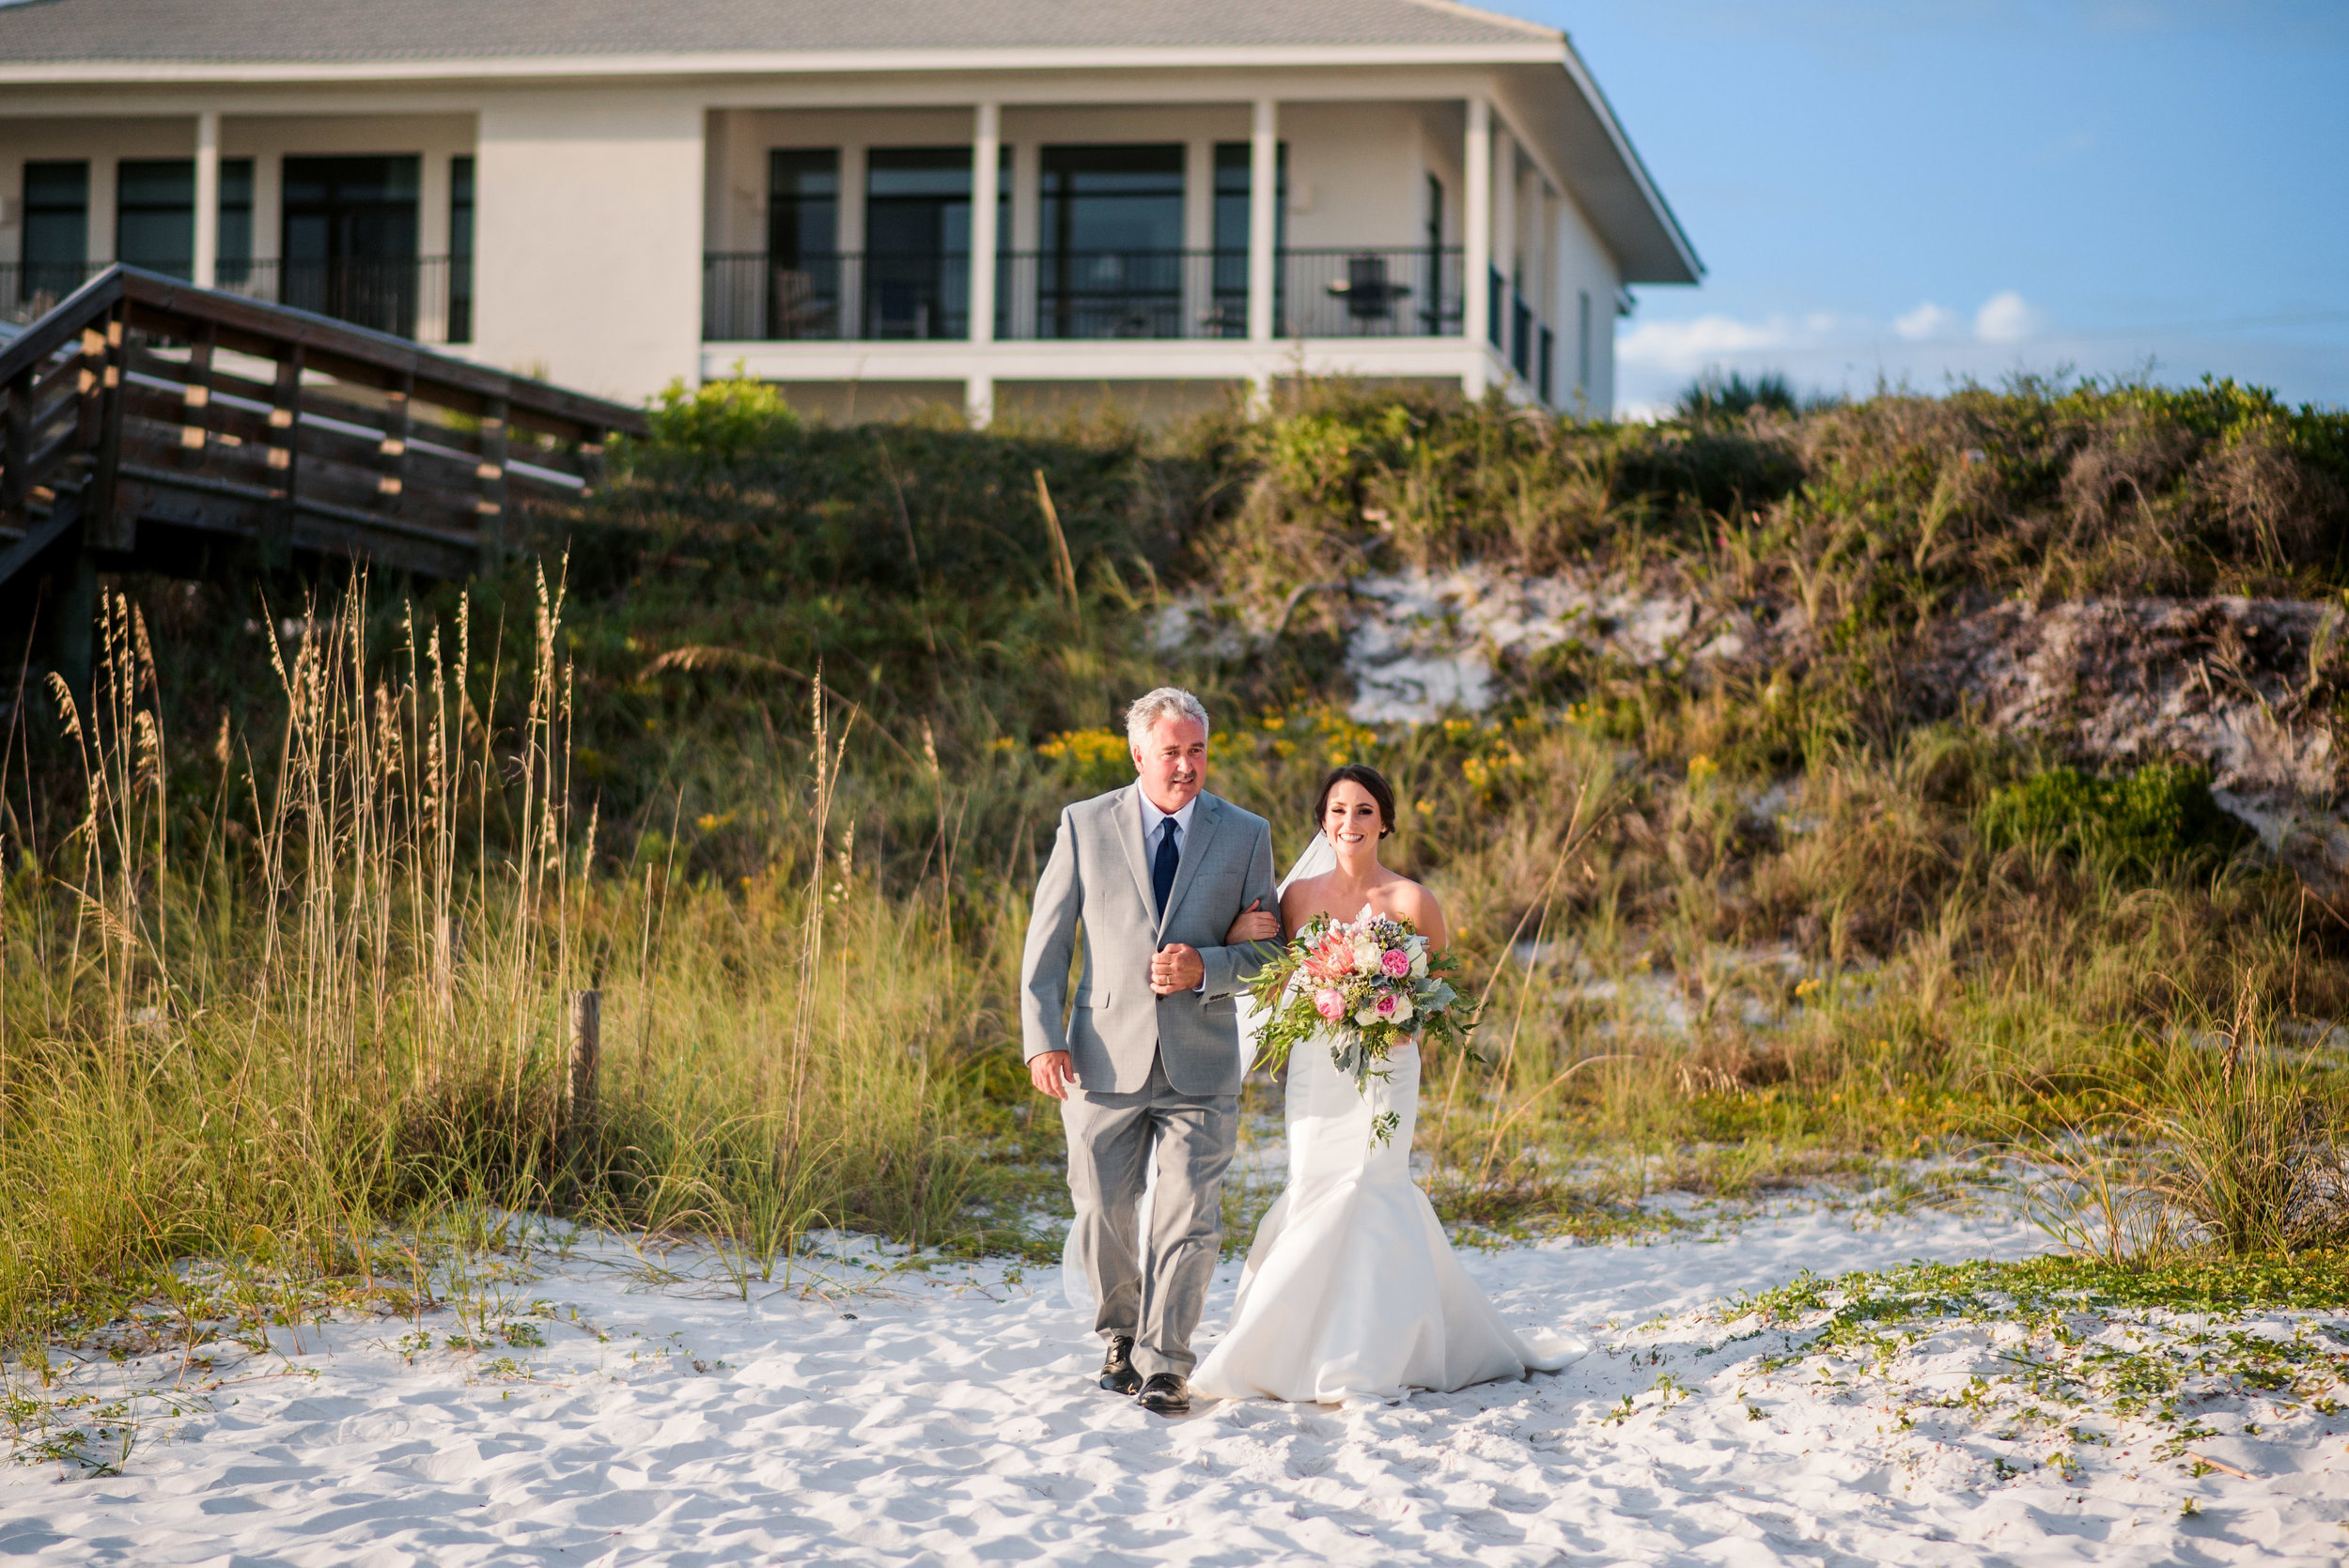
[1020,785,1281,1097]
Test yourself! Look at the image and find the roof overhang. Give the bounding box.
[0,41,1567,83]
[1501,44,1701,287]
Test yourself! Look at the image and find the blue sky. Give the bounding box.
[1493,1,2349,414]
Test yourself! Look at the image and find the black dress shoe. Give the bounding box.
[1136,1373,1190,1415]
[1098,1335,1141,1395]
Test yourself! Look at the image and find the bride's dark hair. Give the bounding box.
[1315,764,1397,839]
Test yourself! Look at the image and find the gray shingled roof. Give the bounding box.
[0,0,1558,62]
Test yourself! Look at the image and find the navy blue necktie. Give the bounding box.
[1152,818,1180,918]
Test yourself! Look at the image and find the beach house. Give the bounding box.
[0,0,1700,421]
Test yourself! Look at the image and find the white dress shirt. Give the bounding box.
[1140,792,1197,862]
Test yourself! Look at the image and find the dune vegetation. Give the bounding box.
[3,371,2348,1358]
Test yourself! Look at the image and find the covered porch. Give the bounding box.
[697,91,1571,421]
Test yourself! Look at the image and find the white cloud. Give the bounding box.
[1616,313,1791,371]
[1894,302,1961,341]
[1973,289,2045,343]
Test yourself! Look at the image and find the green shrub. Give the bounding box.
[1975,760,2250,873]
[1675,366,1800,422]
[639,369,801,466]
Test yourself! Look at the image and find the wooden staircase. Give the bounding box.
[1,265,648,670]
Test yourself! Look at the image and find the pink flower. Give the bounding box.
[1378,948,1411,979]
[1312,930,1358,975]
[1315,988,1347,1021]
[1373,992,1401,1020]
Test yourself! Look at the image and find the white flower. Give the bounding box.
[1354,1002,1381,1027]
[1351,936,1382,972]
[1409,948,1428,978]
[1387,993,1414,1025]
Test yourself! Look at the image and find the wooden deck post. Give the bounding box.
[475,396,508,575]
[86,309,126,551]
[52,548,97,710]
[381,371,412,514]
[263,345,303,570]
[0,365,30,531]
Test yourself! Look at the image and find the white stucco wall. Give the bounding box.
[1550,187,1621,416]
[474,96,703,401]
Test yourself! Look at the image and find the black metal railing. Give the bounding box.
[3,257,468,343]
[1280,248,1463,339]
[703,246,1464,343]
[704,252,971,342]
[219,256,468,344]
[3,260,109,327]
[999,249,1222,341]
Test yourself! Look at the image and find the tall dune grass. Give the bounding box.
[0,580,992,1349]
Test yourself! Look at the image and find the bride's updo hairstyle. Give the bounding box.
[1315,764,1397,840]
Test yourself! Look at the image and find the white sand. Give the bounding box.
[5,1197,2346,1566]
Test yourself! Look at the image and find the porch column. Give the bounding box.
[1463,94,1491,395]
[1247,97,1279,409]
[968,101,1001,427]
[1493,121,1517,365]
[193,111,221,288]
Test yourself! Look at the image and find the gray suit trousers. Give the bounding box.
[1061,1052,1237,1379]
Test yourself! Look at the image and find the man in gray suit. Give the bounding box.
[1022,687,1280,1415]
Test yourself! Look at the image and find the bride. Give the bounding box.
[1190,764,1584,1405]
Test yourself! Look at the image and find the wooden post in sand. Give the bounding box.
[565,989,600,1135]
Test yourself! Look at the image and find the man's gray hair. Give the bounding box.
[1126,687,1211,756]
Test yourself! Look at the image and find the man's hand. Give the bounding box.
[1150,942,1206,996]
[1030,1050,1075,1100]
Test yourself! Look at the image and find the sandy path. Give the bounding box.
[2,1198,2343,1566]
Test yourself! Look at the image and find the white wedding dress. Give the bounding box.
[1190,998,1586,1404]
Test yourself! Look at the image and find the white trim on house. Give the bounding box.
[0,43,1574,87]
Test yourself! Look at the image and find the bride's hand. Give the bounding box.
[1224,899,1281,945]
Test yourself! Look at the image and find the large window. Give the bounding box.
[1208,143,1285,337]
[1423,172,1446,334]
[219,158,255,285]
[21,161,89,303]
[448,155,474,343]
[768,148,837,264]
[865,147,970,339]
[282,155,420,334]
[117,159,194,277]
[1039,144,1183,339]
[758,149,839,339]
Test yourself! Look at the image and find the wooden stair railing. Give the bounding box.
[1,265,650,639]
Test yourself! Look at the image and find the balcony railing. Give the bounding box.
[704,246,1465,343]
[3,257,471,343]
[3,260,108,328]
[703,252,971,343]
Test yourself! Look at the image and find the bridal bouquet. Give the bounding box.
[1244,909,1475,1145]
